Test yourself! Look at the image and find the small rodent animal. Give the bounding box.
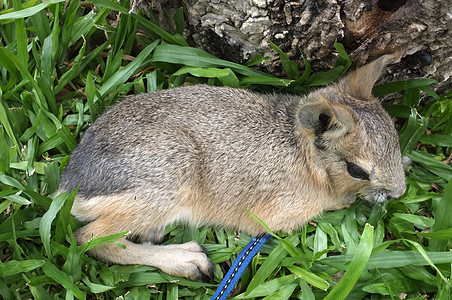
[58,54,406,281]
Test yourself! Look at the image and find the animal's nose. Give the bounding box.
[387,186,406,201]
[386,193,398,201]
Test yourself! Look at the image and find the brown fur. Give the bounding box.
[58,54,406,281]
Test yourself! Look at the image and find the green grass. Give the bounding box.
[0,0,451,299]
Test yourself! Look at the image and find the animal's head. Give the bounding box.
[297,54,406,206]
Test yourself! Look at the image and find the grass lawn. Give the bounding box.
[0,0,451,299]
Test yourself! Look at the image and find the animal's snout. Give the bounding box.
[386,185,407,201]
[384,166,407,201]
[386,192,400,201]
[368,185,406,203]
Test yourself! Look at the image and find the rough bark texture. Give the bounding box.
[134,0,452,94]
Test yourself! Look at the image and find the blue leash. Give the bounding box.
[210,233,272,300]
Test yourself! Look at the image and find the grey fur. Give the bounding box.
[59,54,406,280]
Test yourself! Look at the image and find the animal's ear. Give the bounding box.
[298,93,356,139]
[339,53,399,100]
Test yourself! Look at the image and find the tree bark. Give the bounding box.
[134,0,452,94]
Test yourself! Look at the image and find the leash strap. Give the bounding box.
[210,233,272,300]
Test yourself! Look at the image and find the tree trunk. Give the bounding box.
[134,0,452,94]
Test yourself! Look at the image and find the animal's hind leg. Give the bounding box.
[75,217,214,281]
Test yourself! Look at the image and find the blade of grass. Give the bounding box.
[237,275,298,299]
[324,223,374,300]
[0,48,21,80]
[29,285,61,300]
[0,0,67,21]
[403,88,421,106]
[41,260,86,300]
[29,8,51,41]
[262,282,298,300]
[103,49,125,82]
[393,213,435,228]
[333,41,352,70]
[218,68,241,88]
[245,241,289,295]
[430,179,452,250]
[56,123,77,152]
[173,7,184,35]
[0,100,21,150]
[0,259,45,276]
[71,11,98,45]
[134,14,188,46]
[37,134,64,156]
[246,209,307,258]
[288,55,311,88]
[124,16,138,55]
[60,0,80,61]
[286,265,330,291]
[418,228,452,240]
[40,35,58,115]
[97,40,159,100]
[90,0,188,46]
[12,0,28,67]
[313,226,328,259]
[4,193,31,205]
[112,10,130,55]
[399,108,428,155]
[39,190,76,259]
[0,0,40,21]
[54,39,87,95]
[152,44,272,78]
[318,250,452,270]
[173,66,231,78]
[419,134,452,147]
[82,276,115,293]
[299,279,315,300]
[304,66,346,86]
[419,85,440,100]
[0,174,25,190]
[405,240,449,284]
[373,78,437,97]
[408,151,452,181]
[268,40,299,80]
[241,76,293,87]
[85,72,96,121]
[78,231,129,253]
[0,47,47,110]
[62,228,82,283]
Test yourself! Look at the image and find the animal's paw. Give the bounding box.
[161,241,214,282]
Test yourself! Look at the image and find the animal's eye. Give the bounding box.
[346,162,370,181]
